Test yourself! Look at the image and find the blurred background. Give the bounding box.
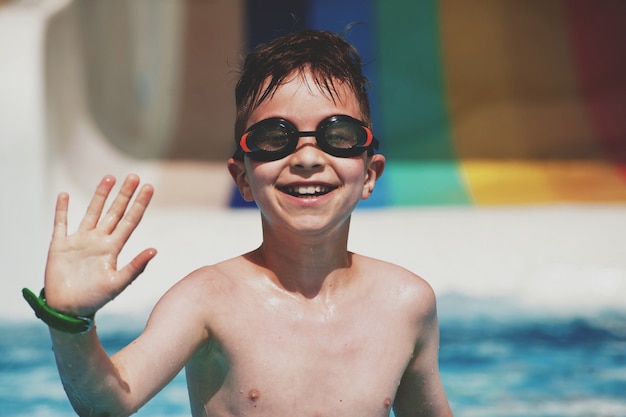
[1,0,626,416]
[3,0,625,305]
[3,0,626,208]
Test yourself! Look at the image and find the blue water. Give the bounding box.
[2,304,626,417]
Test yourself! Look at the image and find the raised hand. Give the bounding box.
[43,174,157,317]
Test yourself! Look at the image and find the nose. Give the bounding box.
[290,136,325,171]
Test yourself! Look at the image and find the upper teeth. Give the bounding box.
[290,186,328,195]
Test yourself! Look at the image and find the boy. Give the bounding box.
[24,30,453,417]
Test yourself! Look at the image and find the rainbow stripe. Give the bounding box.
[232,0,626,207]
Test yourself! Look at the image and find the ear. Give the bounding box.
[362,154,386,200]
[227,158,255,202]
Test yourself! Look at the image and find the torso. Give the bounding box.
[183,253,432,417]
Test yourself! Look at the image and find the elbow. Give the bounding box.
[71,406,136,417]
[62,376,137,417]
[68,396,137,417]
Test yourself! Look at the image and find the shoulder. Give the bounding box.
[166,255,252,298]
[147,255,254,334]
[153,255,253,311]
[353,254,436,298]
[352,254,437,317]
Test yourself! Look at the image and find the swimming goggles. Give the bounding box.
[233,115,379,162]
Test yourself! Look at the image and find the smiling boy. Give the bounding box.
[25,30,453,417]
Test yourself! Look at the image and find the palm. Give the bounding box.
[44,175,157,316]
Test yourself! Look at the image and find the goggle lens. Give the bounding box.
[323,120,364,150]
[242,121,292,153]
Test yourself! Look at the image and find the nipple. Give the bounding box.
[248,389,260,403]
[384,397,392,408]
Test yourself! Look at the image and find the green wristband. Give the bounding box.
[22,288,94,334]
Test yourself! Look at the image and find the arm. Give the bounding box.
[50,277,209,417]
[393,287,453,417]
[41,175,206,416]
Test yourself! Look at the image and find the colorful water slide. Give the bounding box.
[251,0,626,206]
[377,0,626,205]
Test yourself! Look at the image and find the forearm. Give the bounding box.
[50,326,135,417]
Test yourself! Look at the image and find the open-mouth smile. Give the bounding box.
[278,185,335,197]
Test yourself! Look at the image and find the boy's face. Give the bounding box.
[228,70,385,235]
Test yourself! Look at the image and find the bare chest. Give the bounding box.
[187,298,415,417]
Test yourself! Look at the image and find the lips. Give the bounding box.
[279,184,335,197]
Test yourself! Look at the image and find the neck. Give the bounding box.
[252,218,353,299]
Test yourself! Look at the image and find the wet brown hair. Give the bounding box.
[234,30,371,144]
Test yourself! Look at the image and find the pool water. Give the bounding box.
[439,314,626,417]
[2,307,625,417]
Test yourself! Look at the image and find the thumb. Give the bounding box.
[120,248,158,284]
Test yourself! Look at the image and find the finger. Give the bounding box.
[118,248,158,286]
[98,174,142,234]
[78,175,117,231]
[112,183,154,243]
[52,192,69,239]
